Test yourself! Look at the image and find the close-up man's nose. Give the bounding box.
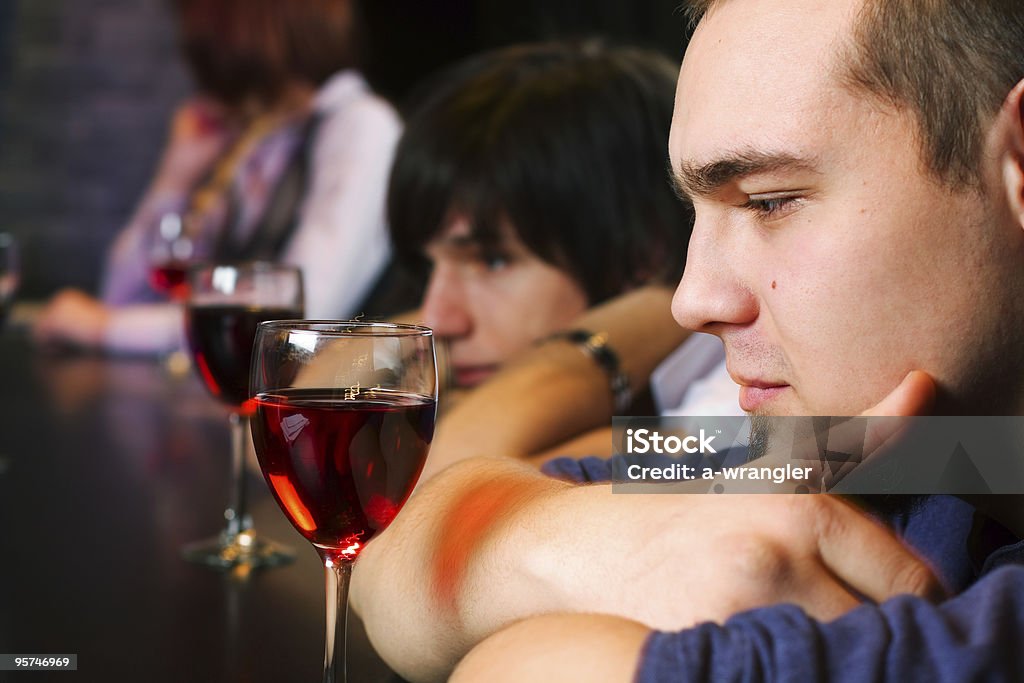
[420,266,472,338]
[672,225,758,334]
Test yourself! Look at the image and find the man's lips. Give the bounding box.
[737,382,790,412]
[452,364,499,388]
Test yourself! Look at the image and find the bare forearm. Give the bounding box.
[351,457,942,682]
[350,457,706,682]
[451,614,650,683]
[423,344,605,478]
[351,458,668,681]
[423,286,687,478]
[351,458,570,681]
[582,286,690,387]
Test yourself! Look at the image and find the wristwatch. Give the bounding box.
[544,329,633,413]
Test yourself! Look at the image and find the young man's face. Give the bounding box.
[670,0,1024,416]
[421,215,588,389]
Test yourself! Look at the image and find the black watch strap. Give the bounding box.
[545,329,632,412]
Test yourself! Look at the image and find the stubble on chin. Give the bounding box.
[747,414,773,462]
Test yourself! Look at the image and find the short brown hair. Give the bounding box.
[389,41,693,304]
[174,0,359,108]
[684,0,1024,188]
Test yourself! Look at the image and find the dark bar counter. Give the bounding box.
[0,331,403,682]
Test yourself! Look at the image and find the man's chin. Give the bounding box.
[740,385,795,415]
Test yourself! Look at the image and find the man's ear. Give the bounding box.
[999,78,1024,230]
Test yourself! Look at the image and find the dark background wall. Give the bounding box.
[0,0,190,299]
[0,0,693,300]
[360,0,692,110]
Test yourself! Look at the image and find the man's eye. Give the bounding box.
[481,252,510,271]
[741,195,801,219]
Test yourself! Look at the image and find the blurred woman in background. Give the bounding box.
[34,0,403,353]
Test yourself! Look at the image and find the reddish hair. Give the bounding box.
[174,0,358,108]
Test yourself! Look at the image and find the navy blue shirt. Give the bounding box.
[543,456,1024,682]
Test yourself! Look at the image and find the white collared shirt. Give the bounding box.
[102,70,401,353]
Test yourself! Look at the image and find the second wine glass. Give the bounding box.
[182,261,304,570]
[146,212,208,300]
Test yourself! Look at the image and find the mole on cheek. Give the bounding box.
[771,280,777,290]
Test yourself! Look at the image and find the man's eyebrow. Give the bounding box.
[426,233,485,257]
[672,150,820,201]
[436,234,479,248]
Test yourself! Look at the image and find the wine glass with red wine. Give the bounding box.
[181,262,304,570]
[146,212,208,299]
[0,233,19,329]
[250,321,437,683]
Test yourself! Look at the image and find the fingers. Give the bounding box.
[856,370,936,464]
[862,370,936,418]
[786,568,862,622]
[31,290,108,348]
[812,497,946,604]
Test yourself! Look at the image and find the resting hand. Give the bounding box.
[701,370,937,493]
[33,289,111,349]
[617,372,943,627]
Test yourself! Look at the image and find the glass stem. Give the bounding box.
[225,411,251,537]
[322,558,352,683]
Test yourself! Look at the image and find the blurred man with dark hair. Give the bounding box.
[389,41,692,394]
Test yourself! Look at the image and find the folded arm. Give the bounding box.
[421,286,689,479]
[455,565,1024,682]
[351,457,942,682]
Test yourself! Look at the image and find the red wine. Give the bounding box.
[251,388,436,559]
[186,305,302,408]
[149,262,189,298]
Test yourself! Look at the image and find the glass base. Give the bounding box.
[163,349,192,377]
[181,529,296,571]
